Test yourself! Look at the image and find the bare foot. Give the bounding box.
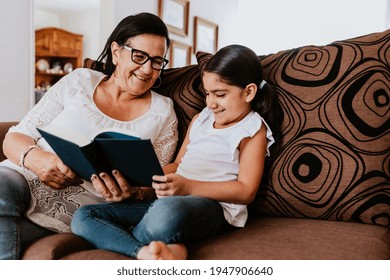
[137,241,188,260]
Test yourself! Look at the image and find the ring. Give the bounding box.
[110,188,116,192]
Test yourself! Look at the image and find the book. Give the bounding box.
[37,125,164,186]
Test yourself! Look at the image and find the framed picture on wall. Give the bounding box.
[169,40,192,68]
[158,0,189,36]
[194,16,218,54]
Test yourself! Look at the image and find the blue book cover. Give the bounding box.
[37,126,163,186]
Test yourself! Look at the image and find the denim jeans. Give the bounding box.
[71,195,229,258]
[0,167,54,259]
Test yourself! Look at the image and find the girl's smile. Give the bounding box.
[202,72,253,129]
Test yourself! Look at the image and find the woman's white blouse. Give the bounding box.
[0,68,178,232]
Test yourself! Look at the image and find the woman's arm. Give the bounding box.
[153,125,268,205]
[3,75,83,189]
[3,132,82,189]
[153,102,179,166]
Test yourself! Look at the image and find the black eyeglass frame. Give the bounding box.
[122,45,169,70]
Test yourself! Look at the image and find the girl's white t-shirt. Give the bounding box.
[176,107,274,227]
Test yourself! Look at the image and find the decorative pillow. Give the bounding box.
[196,29,390,226]
[158,65,205,149]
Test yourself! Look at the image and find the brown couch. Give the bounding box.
[1,29,389,260]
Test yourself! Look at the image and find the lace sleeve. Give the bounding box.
[8,79,65,140]
[153,113,178,167]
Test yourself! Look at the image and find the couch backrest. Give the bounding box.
[0,122,18,161]
[156,29,390,227]
[255,30,390,226]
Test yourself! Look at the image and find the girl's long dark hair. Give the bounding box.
[203,45,284,176]
[92,12,170,79]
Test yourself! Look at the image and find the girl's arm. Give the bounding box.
[160,114,199,175]
[153,124,268,205]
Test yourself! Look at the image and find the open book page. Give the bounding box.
[38,123,140,147]
[38,124,92,146]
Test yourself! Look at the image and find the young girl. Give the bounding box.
[71,44,283,260]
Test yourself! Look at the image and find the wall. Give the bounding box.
[0,0,389,121]
[112,0,237,64]
[34,0,390,61]
[0,0,33,121]
[36,0,238,64]
[60,11,100,60]
[35,9,60,28]
[233,0,390,55]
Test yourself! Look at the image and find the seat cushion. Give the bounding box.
[22,217,390,260]
[22,233,94,260]
[188,216,390,260]
[61,249,132,260]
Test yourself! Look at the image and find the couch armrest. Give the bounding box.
[22,233,95,260]
[0,122,18,161]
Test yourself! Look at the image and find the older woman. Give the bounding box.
[0,12,177,259]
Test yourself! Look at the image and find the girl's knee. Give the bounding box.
[71,204,110,235]
[143,197,199,235]
[71,205,92,234]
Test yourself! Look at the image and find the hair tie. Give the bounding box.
[259,80,267,90]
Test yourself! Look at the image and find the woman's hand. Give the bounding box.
[152,174,191,198]
[27,149,83,189]
[91,170,142,202]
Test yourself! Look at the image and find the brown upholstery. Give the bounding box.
[22,233,94,260]
[0,122,17,161]
[189,217,390,260]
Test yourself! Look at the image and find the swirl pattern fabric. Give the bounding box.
[157,30,390,226]
[256,30,390,226]
[159,65,205,152]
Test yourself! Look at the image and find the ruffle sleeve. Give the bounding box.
[229,112,275,158]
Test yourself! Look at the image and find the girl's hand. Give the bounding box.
[91,170,139,202]
[28,149,83,189]
[152,173,191,198]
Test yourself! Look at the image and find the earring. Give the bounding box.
[152,76,162,89]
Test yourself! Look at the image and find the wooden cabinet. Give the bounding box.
[35,28,83,92]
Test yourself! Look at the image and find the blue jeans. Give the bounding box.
[71,195,229,258]
[0,167,54,259]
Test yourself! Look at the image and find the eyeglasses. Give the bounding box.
[122,45,169,70]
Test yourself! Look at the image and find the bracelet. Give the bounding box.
[137,187,146,201]
[19,145,39,169]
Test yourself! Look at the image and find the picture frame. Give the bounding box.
[193,16,218,54]
[169,40,192,68]
[158,0,189,36]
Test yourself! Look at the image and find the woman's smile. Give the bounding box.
[133,72,147,81]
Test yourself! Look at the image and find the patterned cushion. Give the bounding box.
[158,65,205,149]
[193,30,390,226]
